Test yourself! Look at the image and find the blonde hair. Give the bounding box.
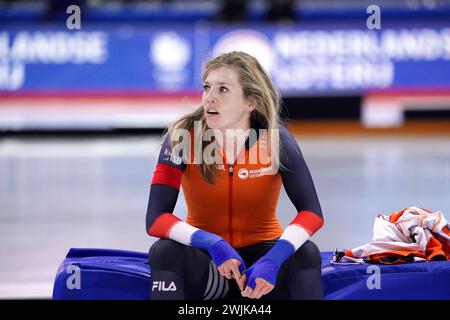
[164,51,284,184]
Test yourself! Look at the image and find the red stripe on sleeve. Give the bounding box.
[151,163,183,190]
[289,210,324,235]
[147,213,182,238]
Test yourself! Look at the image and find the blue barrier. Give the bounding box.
[1,20,450,95]
[53,248,450,300]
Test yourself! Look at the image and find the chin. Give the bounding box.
[205,120,220,130]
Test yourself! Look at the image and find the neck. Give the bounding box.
[213,124,251,164]
[214,124,251,148]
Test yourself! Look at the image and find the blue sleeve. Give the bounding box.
[279,126,323,221]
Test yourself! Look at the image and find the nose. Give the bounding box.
[204,86,218,104]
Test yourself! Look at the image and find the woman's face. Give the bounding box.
[202,66,255,132]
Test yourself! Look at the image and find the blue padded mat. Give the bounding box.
[52,248,151,300]
[321,251,450,299]
[52,248,450,300]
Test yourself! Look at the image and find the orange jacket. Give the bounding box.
[146,125,324,249]
[182,130,284,248]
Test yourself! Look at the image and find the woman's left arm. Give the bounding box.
[274,126,324,255]
[242,127,324,294]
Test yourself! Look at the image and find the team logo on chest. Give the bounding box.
[237,167,274,180]
[238,168,249,179]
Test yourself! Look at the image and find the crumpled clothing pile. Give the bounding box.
[333,206,450,265]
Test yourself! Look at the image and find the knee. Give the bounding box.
[289,240,322,270]
[149,239,185,270]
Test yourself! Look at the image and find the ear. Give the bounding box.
[247,96,257,112]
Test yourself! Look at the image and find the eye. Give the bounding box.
[219,86,229,93]
[203,84,210,91]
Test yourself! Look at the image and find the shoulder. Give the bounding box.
[279,125,294,144]
[157,131,186,169]
[279,126,301,154]
[278,125,304,170]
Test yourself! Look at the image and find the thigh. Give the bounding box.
[149,239,214,300]
[285,240,322,270]
[276,240,323,300]
[184,243,230,300]
[259,240,323,300]
[149,239,188,272]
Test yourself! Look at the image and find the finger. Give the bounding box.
[259,281,275,299]
[261,285,275,299]
[224,270,232,280]
[251,283,263,299]
[241,286,253,298]
[242,287,253,298]
[224,266,233,280]
[256,283,272,299]
[253,279,272,299]
[218,266,232,280]
[230,262,241,280]
[237,274,247,291]
[252,279,268,299]
[237,274,246,291]
[217,266,226,278]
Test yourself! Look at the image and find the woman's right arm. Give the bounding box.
[145,134,246,276]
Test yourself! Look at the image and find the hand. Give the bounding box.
[218,258,246,290]
[240,275,274,299]
[240,256,279,299]
[208,239,246,279]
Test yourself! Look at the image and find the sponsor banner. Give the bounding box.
[1,20,450,95]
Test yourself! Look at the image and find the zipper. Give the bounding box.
[228,164,234,247]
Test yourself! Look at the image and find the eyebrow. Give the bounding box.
[203,81,232,86]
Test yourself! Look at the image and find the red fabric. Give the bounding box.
[290,210,324,236]
[148,213,181,238]
[151,163,183,190]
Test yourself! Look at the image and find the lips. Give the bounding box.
[205,108,220,118]
[206,112,219,119]
[206,108,220,115]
